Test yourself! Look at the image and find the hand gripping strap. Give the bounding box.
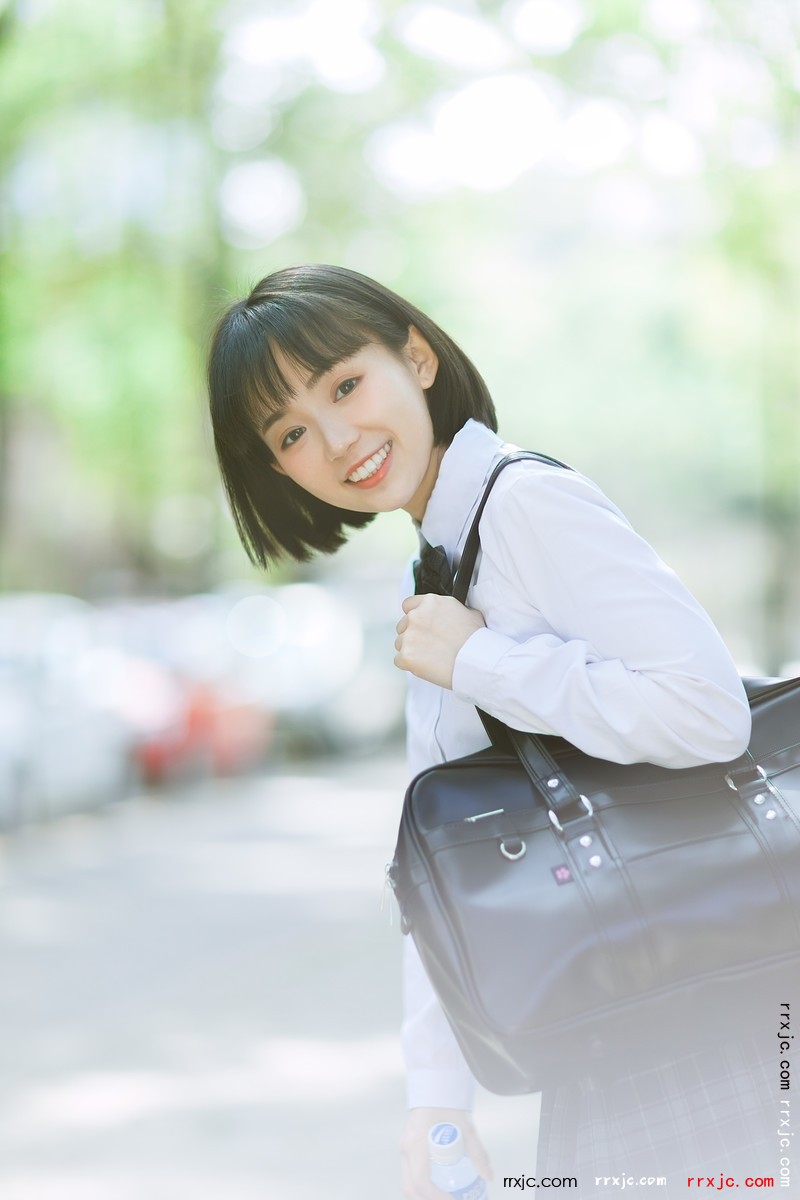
[451,449,588,825]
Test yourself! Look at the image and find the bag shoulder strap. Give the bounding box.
[452,449,571,605]
[451,448,585,821]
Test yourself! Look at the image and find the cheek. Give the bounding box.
[410,394,435,444]
[285,454,340,502]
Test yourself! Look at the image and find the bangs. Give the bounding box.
[234,296,383,448]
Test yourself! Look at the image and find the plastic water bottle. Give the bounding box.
[428,1121,489,1199]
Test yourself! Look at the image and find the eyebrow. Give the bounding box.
[260,408,287,437]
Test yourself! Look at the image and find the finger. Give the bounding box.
[401,594,423,614]
[411,1162,447,1200]
[405,1141,449,1200]
[401,1150,442,1200]
[395,616,408,635]
[465,1135,493,1182]
[461,1121,493,1182]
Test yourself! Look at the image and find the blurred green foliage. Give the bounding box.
[0,0,798,669]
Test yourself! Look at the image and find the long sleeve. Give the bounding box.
[451,463,751,768]
[401,936,477,1109]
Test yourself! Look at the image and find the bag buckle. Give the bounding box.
[548,794,593,835]
[724,761,782,810]
[725,763,768,792]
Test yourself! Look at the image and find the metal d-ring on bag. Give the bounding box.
[389,452,800,1095]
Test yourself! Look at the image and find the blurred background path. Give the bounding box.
[0,752,540,1200]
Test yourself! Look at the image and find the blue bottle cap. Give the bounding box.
[429,1121,463,1165]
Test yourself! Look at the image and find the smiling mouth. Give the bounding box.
[346,440,392,483]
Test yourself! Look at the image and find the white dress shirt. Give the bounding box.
[400,419,751,1110]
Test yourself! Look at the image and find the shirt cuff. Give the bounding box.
[452,625,519,706]
[406,1067,477,1111]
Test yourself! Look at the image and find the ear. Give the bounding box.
[405,325,439,390]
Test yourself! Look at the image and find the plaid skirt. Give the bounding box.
[536,1036,780,1198]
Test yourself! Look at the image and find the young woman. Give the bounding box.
[208,264,774,1199]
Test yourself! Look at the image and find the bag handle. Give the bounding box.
[451,449,588,824]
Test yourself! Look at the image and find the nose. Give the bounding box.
[320,415,359,461]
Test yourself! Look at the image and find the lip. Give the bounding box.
[344,441,391,479]
[345,443,393,490]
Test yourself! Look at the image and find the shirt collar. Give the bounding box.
[419,419,508,560]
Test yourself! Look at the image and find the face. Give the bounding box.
[261,327,444,522]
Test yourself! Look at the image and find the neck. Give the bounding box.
[403,443,447,523]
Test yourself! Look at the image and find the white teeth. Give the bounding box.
[347,441,391,483]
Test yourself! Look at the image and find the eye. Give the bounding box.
[335,377,358,400]
[280,426,305,451]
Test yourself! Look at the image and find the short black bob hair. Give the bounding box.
[208,263,497,567]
